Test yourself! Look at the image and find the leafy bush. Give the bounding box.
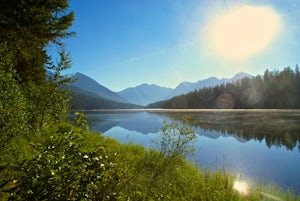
[155,114,197,158]
[6,123,129,200]
[23,82,71,134]
[74,111,89,130]
[0,70,27,149]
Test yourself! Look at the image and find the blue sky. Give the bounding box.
[62,0,300,92]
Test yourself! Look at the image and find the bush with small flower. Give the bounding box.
[6,123,129,200]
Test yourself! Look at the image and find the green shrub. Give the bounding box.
[154,114,197,158]
[0,70,27,150]
[6,123,129,200]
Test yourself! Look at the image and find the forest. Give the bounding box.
[148,66,300,109]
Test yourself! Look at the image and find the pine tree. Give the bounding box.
[0,0,74,84]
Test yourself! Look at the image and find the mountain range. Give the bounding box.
[164,72,252,100]
[118,84,173,106]
[60,71,253,109]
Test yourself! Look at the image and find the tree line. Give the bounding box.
[148,66,300,109]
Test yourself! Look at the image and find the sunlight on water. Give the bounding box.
[259,192,282,201]
[233,181,249,196]
[233,180,283,200]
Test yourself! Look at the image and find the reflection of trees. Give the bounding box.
[198,122,300,151]
[155,111,300,151]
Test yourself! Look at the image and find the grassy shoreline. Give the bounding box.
[1,121,299,200]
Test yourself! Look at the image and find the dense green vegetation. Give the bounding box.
[0,0,74,144]
[1,0,299,200]
[148,66,300,109]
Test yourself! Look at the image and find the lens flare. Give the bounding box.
[233,181,249,196]
[205,5,282,60]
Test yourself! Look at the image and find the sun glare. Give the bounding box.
[205,5,282,60]
[233,181,249,196]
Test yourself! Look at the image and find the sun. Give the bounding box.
[205,5,282,60]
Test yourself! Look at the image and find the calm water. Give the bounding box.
[85,109,300,192]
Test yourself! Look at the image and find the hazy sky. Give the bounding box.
[62,0,300,91]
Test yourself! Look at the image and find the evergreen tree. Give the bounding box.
[0,0,74,136]
[0,0,74,84]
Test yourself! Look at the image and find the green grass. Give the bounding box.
[1,122,299,200]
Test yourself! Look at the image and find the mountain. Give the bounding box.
[164,72,253,99]
[118,83,173,106]
[230,72,253,82]
[70,86,142,110]
[71,72,127,103]
[67,72,142,109]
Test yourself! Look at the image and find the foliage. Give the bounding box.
[0,0,74,136]
[22,81,70,134]
[74,111,89,130]
[0,0,75,198]
[5,123,129,200]
[0,70,27,150]
[47,48,74,86]
[148,66,300,109]
[0,47,28,148]
[155,115,197,158]
[0,0,74,84]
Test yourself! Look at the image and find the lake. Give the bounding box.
[84,109,300,193]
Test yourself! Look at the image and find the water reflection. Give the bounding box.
[85,110,300,192]
[157,110,300,151]
[87,110,300,151]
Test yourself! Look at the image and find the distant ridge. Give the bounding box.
[68,72,141,109]
[118,83,173,106]
[70,86,141,110]
[164,72,253,99]
[71,72,127,103]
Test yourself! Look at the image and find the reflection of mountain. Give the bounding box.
[118,112,164,134]
[195,127,247,143]
[158,110,300,151]
[86,110,300,151]
[89,120,120,134]
[87,111,165,135]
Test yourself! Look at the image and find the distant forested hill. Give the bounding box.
[66,72,142,109]
[70,86,142,110]
[147,66,300,109]
[71,72,127,103]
